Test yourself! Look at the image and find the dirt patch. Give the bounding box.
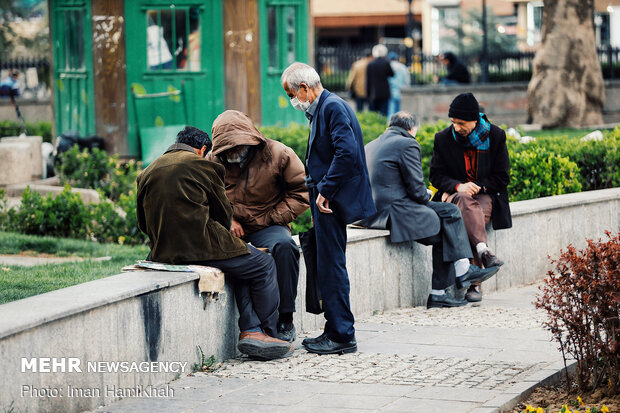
[17,250,72,258]
[514,382,620,412]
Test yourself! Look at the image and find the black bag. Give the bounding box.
[299,228,323,314]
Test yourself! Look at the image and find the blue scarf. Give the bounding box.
[452,113,490,150]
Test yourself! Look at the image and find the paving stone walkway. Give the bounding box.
[92,283,565,413]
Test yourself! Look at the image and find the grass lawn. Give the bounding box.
[0,231,149,305]
[523,127,613,139]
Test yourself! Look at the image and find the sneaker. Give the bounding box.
[481,250,504,268]
[426,291,467,308]
[237,331,294,360]
[456,264,500,289]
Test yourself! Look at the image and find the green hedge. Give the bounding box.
[1,118,618,244]
[0,120,53,143]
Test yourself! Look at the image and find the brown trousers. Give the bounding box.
[446,192,492,247]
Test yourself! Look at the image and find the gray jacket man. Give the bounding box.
[360,112,499,308]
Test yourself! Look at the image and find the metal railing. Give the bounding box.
[316,46,620,91]
[0,57,51,99]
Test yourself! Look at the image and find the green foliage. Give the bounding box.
[57,145,142,202]
[0,144,146,245]
[509,147,582,201]
[522,130,620,192]
[259,122,309,161]
[4,186,90,238]
[291,209,311,235]
[537,231,620,395]
[192,346,218,373]
[0,120,52,143]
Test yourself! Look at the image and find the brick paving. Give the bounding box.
[93,284,563,413]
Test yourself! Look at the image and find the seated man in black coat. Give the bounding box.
[361,112,499,308]
[430,93,512,303]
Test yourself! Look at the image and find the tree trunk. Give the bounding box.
[527,0,604,128]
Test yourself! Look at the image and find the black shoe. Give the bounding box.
[456,264,500,289]
[481,250,504,268]
[301,332,326,346]
[426,292,467,308]
[304,335,357,355]
[276,322,296,342]
[465,285,482,302]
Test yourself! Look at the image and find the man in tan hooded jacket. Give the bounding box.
[208,110,309,342]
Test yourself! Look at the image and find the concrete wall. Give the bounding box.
[0,187,619,413]
[401,80,620,126]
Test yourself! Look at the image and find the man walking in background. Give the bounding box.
[346,51,372,112]
[281,62,376,354]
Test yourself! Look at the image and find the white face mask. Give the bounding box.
[290,96,311,112]
[226,146,250,163]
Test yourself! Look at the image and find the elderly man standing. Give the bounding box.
[281,62,376,354]
[430,93,512,302]
[361,112,499,307]
[137,126,293,360]
[207,110,309,342]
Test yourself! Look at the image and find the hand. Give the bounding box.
[316,193,333,214]
[456,182,481,197]
[441,192,449,202]
[230,218,245,238]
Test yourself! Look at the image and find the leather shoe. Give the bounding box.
[427,291,467,308]
[277,322,296,342]
[304,335,357,355]
[237,331,294,360]
[465,285,482,302]
[481,250,504,268]
[456,264,499,289]
[302,332,326,346]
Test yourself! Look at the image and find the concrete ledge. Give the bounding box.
[0,188,618,413]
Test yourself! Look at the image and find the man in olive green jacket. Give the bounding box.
[137,126,293,360]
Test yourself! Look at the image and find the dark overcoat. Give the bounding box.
[136,143,249,263]
[360,126,440,243]
[429,124,512,230]
[308,90,377,224]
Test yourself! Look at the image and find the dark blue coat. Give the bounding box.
[308,90,376,224]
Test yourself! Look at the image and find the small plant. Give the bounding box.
[191,346,217,373]
[536,231,620,395]
[57,145,142,202]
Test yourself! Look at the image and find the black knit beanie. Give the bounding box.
[448,93,479,121]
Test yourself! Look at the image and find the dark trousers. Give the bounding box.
[191,245,280,338]
[309,187,355,342]
[369,99,389,117]
[416,202,473,290]
[244,225,300,315]
[354,96,367,112]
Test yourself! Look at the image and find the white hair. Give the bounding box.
[372,44,388,58]
[281,62,321,91]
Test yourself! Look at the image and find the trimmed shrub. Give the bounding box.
[509,147,582,201]
[57,145,141,202]
[0,120,53,142]
[536,231,620,394]
[4,186,90,239]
